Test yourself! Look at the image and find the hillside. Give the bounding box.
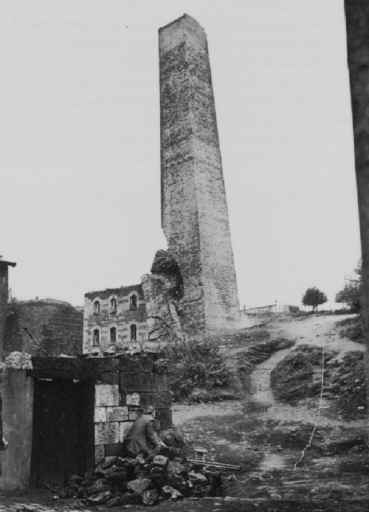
[173,313,368,504]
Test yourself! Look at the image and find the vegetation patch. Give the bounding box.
[163,339,235,403]
[270,345,367,419]
[162,326,294,403]
[325,350,367,419]
[336,315,364,344]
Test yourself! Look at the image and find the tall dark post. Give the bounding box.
[344,0,369,422]
[0,259,16,361]
[0,258,15,450]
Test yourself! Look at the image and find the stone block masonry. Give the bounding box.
[95,384,120,407]
[91,355,172,463]
[0,353,172,490]
[94,383,133,460]
[159,15,240,337]
[83,284,147,354]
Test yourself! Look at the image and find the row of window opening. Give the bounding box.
[93,294,138,315]
[92,324,137,346]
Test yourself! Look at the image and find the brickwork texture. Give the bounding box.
[159,15,240,337]
[83,285,147,354]
[4,300,83,357]
[92,354,171,463]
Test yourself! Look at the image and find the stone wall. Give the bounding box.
[0,369,34,491]
[83,285,147,354]
[92,354,171,463]
[142,274,176,344]
[4,300,83,357]
[0,352,171,490]
[94,383,132,463]
[159,15,240,337]
[31,353,172,468]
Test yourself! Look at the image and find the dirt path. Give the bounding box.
[250,313,366,427]
[2,314,367,511]
[173,314,366,429]
[251,348,291,406]
[173,401,243,426]
[174,314,367,478]
[271,314,364,354]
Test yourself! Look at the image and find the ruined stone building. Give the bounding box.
[5,298,83,357]
[157,15,240,336]
[84,15,241,348]
[0,13,240,491]
[0,261,171,491]
[83,285,147,354]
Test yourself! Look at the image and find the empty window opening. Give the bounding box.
[92,328,100,346]
[130,324,137,342]
[93,301,100,314]
[110,297,117,314]
[110,326,117,343]
[129,294,138,311]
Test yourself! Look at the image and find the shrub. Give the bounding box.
[162,339,233,402]
[336,315,364,344]
[270,345,367,419]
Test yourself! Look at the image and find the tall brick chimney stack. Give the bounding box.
[0,258,16,360]
[159,14,240,335]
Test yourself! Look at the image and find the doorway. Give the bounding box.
[31,378,94,486]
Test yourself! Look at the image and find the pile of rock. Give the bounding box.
[64,454,221,507]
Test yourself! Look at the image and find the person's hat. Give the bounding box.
[144,405,155,415]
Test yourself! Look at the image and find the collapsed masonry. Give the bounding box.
[0,13,241,491]
[82,15,241,352]
[0,260,171,491]
[144,14,240,342]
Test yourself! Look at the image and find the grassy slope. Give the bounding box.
[173,313,369,502]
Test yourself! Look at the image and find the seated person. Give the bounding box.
[122,405,166,458]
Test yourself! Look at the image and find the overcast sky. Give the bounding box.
[0,0,360,308]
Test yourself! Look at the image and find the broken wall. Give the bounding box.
[4,300,83,357]
[142,250,185,344]
[159,15,240,337]
[83,285,147,353]
[31,353,171,470]
[92,354,171,463]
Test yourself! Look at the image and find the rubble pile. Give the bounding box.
[64,453,222,507]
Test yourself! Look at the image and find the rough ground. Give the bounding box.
[176,313,368,504]
[1,313,368,511]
